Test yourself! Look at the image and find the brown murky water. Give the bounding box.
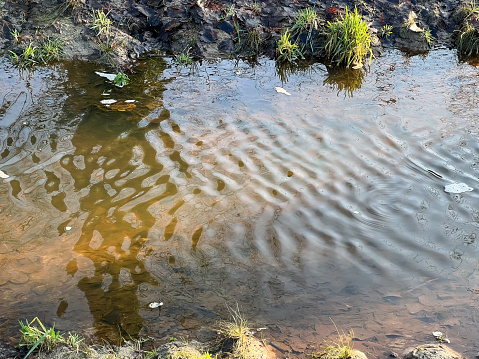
[1,50,479,357]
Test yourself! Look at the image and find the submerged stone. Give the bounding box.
[403,344,463,359]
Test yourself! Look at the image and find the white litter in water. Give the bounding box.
[432,331,450,343]
[0,170,9,179]
[65,226,72,231]
[95,72,117,81]
[148,302,163,308]
[444,183,473,194]
[124,100,136,103]
[275,87,291,96]
[100,99,117,105]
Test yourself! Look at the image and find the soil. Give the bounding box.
[0,0,470,69]
[0,338,275,359]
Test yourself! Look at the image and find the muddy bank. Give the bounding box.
[0,338,469,359]
[0,0,470,68]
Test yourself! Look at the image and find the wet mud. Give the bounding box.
[0,0,469,67]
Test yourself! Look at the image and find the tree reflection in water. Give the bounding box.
[60,59,175,341]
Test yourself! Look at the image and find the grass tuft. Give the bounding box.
[457,22,479,55]
[247,26,262,54]
[379,24,393,38]
[217,304,258,359]
[173,47,193,66]
[9,37,64,68]
[19,318,64,357]
[312,321,355,359]
[292,7,319,33]
[276,29,303,63]
[325,6,372,67]
[457,2,479,56]
[462,0,479,22]
[91,9,112,37]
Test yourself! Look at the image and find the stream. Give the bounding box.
[1,49,479,358]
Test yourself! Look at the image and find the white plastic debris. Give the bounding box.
[432,331,450,343]
[124,100,136,103]
[275,87,291,96]
[148,302,163,308]
[100,99,117,105]
[0,170,9,179]
[444,183,473,194]
[95,72,117,81]
[65,226,72,231]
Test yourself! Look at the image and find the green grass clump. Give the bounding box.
[421,28,434,47]
[38,38,64,63]
[247,27,262,54]
[9,43,37,68]
[276,29,303,63]
[462,0,479,21]
[18,317,83,357]
[91,9,112,37]
[379,24,393,38]
[173,47,193,66]
[325,6,372,67]
[457,22,479,55]
[290,7,321,53]
[9,37,64,68]
[457,2,479,56]
[292,7,319,33]
[114,72,129,86]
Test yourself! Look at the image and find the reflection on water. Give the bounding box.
[1,51,479,357]
[323,65,367,97]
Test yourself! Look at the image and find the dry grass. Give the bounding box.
[312,321,356,359]
[216,305,258,359]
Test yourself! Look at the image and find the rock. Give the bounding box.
[135,4,155,18]
[218,38,235,53]
[200,26,217,43]
[219,21,235,35]
[403,344,463,359]
[0,344,21,359]
[350,350,369,359]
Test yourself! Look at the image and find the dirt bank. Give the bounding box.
[0,0,470,69]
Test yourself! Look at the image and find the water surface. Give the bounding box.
[1,50,479,357]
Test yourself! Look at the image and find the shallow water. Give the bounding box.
[1,50,479,357]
